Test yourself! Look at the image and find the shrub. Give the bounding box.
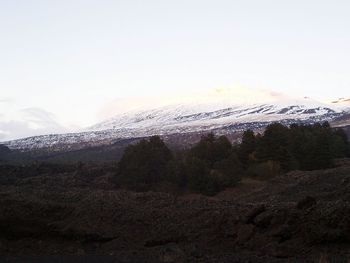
[190,133,232,166]
[247,160,281,179]
[116,136,172,190]
[238,130,257,167]
[115,123,349,194]
[185,157,215,194]
[213,152,243,187]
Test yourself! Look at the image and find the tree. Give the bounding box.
[256,123,294,171]
[116,136,172,190]
[166,152,187,188]
[238,130,256,167]
[331,129,349,157]
[311,125,333,169]
[213,152,243,187]
[185,157,219,195]
[185,133,242,195]
[190,133,232,165]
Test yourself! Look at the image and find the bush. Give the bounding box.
[115,134,242,195]
[166,155,187,188]
[186,134,243,194]
[185,157,220,196]
[116,136,172,190]
[252,122,348,172]
[213,152,243,187]
[190,133,232,165]
[247,160,281,179]
[114,123,349,194]
[238,130,257,167]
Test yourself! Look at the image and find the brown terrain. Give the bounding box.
[1,160,350,262]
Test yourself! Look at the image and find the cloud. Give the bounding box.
[0,98,14,103]
[0,107,68,141]
[0,132,6,141]
[19,107,65,130]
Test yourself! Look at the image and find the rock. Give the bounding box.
[158,243,186,263]
[254,211,273,228]
[271,225,292,242]
[296,196,316,209]
[236,224,255,244]
[245,205,266,224]
[2,160,350,261]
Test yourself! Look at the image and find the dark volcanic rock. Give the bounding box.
[236,224,255,244]
[1,161,350,262]
[296,196,317,210]
[245,205,266,224]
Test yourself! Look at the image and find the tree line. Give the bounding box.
[114,122,349,195]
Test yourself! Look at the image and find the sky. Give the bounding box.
[0,0,350,141]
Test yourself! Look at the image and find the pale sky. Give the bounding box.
[0,0,350,141]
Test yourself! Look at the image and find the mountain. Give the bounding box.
[89,89,345,134]
[3,88,350,152]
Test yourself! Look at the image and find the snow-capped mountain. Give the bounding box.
[88,88,348,134]
[3,88,350,151]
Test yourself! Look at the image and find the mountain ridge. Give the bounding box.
[3,88,350,151]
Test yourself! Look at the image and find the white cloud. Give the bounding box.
[0,102,69,141]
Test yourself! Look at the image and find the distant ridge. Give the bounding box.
[4,88,350,151]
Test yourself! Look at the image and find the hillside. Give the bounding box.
[3,89,350,153]
[1,160,350,262]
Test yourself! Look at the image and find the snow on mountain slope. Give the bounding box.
[3,88,349,151]
[89,88,346,134]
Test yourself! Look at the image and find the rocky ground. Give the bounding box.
[1,161,350,262]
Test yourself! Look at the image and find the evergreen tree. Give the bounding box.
[190,133,232,165]
[116,136,172,190]
[256,123,294,171]
[185,156,219,195]
[213,152,243,187]
[238,129,256,167]
[331,129,349,157]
